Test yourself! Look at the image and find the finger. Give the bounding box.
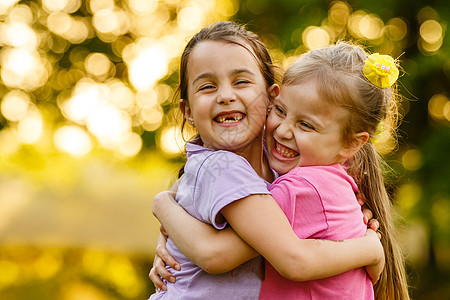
[156,246,181,271]
[362,208,373,225]
[149,267,167,292]
[368,219,380,231]
[155,261,176,283]
[160,225,169,237]
[356,193,364,206]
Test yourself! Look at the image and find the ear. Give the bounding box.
[339,132,369,160]
[180,99,194,124]
[267,84,280,103]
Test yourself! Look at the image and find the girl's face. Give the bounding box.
[265,80,350,175]
[183,40,277,153]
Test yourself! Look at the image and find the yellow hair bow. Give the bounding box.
[363,53,399,88]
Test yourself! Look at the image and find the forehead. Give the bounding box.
[187,40,262,79]
[280,81,348,120]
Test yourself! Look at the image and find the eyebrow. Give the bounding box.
[192,72,214,86]
[192,69,256,86]
[231,68,255,76]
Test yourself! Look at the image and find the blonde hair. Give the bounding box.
[284,42,409,299]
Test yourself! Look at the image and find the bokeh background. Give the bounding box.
[0,0,448,299]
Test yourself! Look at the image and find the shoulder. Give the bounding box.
[270,165,354,195]
[269,167,319,198]
[290,165,354,187]
[188,150,266,188]
[270,166,329,187]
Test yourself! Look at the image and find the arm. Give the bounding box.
[152,191,258,274]
[221,193,384,281]
[153,191,384,282]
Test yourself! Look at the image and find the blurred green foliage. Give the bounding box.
[0,0,449,299]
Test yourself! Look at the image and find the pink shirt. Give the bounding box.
[259,164,374,300]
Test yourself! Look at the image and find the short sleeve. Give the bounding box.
[193,151,270,229]
[269,173,329,239]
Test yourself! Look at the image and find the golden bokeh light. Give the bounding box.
[48,12,91,44]
[302,26,330,50]
[178,5,208,32]
[418,19,444,54]
[328,1,351,27]
[0,0,20,15]
[17,109,43,144]
[107,79,135,111]
[359,14,384,40]
[92,7,130,38]
[215,0,239,17]
[47,12,73,36]
[127,44,169,92]
[0,48,50,90]
[347,10,367,39]
[61,79,105,124]
[85,106,132,148]
[402,149,423,171]
[417,6,439,24]
[159,126,185,156]
[428,94,450,122]
[54,125,93,157]
[396,182,422,211]
[8,4,34,23]
[139,105,164,132]
[117,132,143,158]
[89,0,115,13]
[33,252,62,279]
[0,129,20,154]
[126,0,158,15]
[385,18,408,41]
[420,20,443,44]
[42,0,81,13]
[1,21,38,48]
[85,52,111,77]
[1,90,31,122]
[418,37,443,55]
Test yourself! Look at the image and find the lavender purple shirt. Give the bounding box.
[150,142,271,300]
[259,164,374,300]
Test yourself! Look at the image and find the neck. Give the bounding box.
[234,135,274,183]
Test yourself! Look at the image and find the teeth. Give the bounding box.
[216,115,243,123]
[276,142,298,158]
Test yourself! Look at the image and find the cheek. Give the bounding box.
[265,112,278,131]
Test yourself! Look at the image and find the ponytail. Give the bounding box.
[347,142,409,300]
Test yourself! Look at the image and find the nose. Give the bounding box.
[217,85,236,104]
[276,120,293,141]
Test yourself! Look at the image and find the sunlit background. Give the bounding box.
[0,0,448,299]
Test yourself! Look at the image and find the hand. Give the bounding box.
[363,229,385,284]
[152,180,180,218]
[356,193,380,233]
[149,253,168,292]
[148,234,180,292]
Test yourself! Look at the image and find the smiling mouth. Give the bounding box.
[214,112,245,124]
[274,140,299,158]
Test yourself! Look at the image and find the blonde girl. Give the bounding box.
[258,42,409,299]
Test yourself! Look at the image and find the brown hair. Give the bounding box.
[283,42,409,300]
[176,21,276,136]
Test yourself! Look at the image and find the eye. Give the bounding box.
[299,121,315,131]
[235,79,250,85]
[274,105,285,116]
[198,84,215,91]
